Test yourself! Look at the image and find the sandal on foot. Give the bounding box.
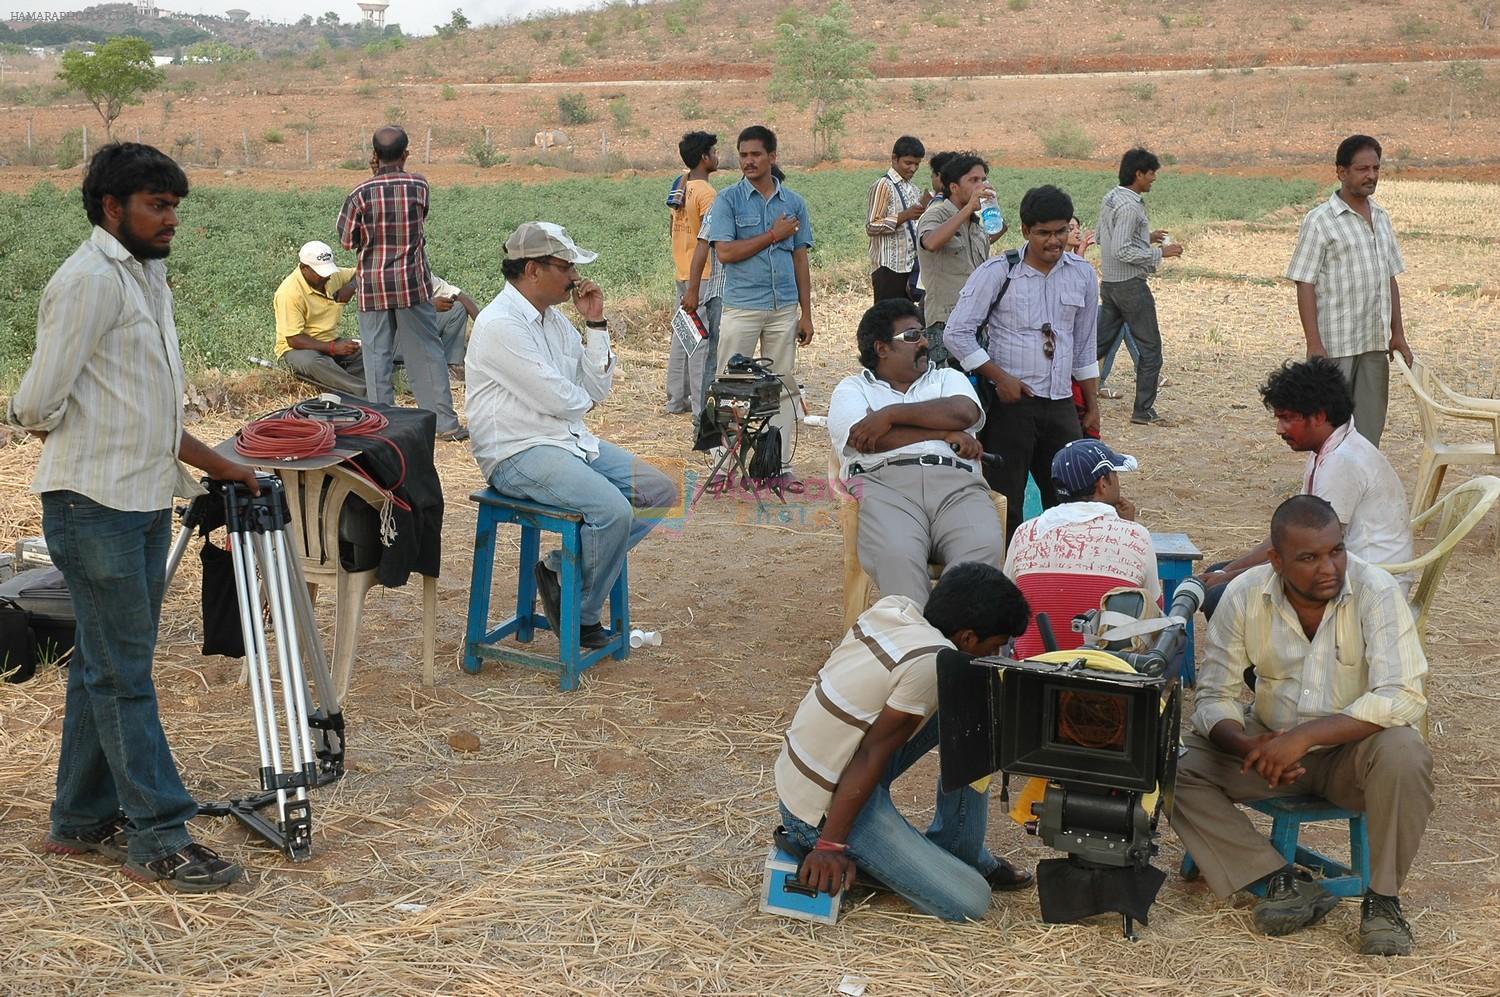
[123,842,242,893]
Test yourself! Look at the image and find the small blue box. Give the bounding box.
[758,844,842,924]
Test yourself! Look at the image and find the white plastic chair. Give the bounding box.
[1394,355,1500,518]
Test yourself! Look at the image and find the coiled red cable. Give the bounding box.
[234,416,335,460]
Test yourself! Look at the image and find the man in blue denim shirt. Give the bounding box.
[707,125,814,476]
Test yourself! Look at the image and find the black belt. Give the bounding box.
[849,454,973,476]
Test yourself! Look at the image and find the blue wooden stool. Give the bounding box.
[1150,532,1203,685]
[463,488,629,692]
[1181,795,1370,898]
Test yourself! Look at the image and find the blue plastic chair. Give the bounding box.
[463,488,629,692]
[1181,795,1370,897]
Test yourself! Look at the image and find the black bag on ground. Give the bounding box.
[0,566,77,683]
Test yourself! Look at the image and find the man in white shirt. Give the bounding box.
[1199,356,1413,617]
[1004,439,1159,658]
[8,143,257,892]
[826,299,1005,608]
[1172,495,1431,956]
[467,222,679,650]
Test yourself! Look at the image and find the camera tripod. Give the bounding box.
[165,475,344,861]
[690,402,788,509]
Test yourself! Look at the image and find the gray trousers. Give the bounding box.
[667,280,722,416]
[358,302,459,433]
[1333,350,1390,447]
[1098,277,1164,421]
[435,303,469,366]
[281,347,366,396]
[1170,720,1434,898]
[854,462,1005,608]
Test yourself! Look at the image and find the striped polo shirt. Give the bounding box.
[775,596,952,826]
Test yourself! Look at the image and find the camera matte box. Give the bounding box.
[758,844,841,925]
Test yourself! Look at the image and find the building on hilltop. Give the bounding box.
[357,0,389,28]
[225,8,250,21]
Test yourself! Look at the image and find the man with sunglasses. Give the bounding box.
[827,299,1005,608]
[467,222,679,650]
[942,185,1100,539]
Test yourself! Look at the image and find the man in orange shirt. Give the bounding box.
[666,131,719,417]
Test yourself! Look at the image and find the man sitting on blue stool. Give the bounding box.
[468,222,679,649]
[1170,495,1432,956]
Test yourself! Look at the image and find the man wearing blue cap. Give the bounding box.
[1003,438,1159,657]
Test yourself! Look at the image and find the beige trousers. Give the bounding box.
[1169,720,1433,898]
[718,305,800,471]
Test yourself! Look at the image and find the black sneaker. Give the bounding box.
[1252,868,1339,936]
[1360,892,1415,956]
[123,842,242,893]
[579,622,612,650]
[533,560,562,634]
[45,814,130,863]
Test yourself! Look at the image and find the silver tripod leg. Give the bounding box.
[165,520,194,586]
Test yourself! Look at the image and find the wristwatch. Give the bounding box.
[585,319,609,329]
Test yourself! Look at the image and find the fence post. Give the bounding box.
[425,126,431,164]
[26,118,32,154]
[305,129,311,167]
[82,125,88,161]
[242,128,250,165]
[135,126,141,142]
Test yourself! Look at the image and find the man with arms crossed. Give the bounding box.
[1172,495,1432,956]
[9,144,258,891]
[777,562,1034,921]
[827,299,1004,608]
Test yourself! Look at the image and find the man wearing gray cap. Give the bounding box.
[468,222,679,649]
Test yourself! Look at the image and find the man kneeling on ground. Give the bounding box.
[467,222,680,649]
[1171,495,1432,956]
[827,298,1005,608]
[776,562,1034,922]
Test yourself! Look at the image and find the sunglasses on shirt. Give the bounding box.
[1041,322,1056,360]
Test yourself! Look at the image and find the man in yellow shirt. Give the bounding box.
[666,130,718,416]
[273,240,364,394]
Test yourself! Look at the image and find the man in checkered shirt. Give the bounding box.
[337,126,464,441]
[1286,134,1412,448]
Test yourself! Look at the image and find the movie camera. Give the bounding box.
[692,354,790,503]
[936,577,1206,938]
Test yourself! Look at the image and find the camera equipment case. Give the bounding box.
[759,844,842,925]
[0,566,76,683]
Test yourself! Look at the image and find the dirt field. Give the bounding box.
[1,176,1498,994]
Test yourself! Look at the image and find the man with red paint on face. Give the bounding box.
[8,143,259,892]
[1196,356,1412,619]
[1172,495,1431,956]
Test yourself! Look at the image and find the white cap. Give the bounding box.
[503,221,598,264]
[298,240,340,278]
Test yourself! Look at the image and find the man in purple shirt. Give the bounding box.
[941,185,1100,538]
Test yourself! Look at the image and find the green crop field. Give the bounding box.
[0,167,1319,387]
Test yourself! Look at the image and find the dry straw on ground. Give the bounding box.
[2,180,1499,996]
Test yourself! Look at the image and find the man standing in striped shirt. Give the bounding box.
[1286,135,1410,447]
[337,126,465,441]
[1095,148,1183,427]
[8,144,259,892]
[1171,496,1431,956]
[865,135,930,305]
[775,563,1033,921]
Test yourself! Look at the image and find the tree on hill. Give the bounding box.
[768,2,873,161]
[58,35,165,140]
[437,9,471,37]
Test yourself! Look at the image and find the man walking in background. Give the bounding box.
[337,125,465,441]
[666,130,719,418]
[866,135,930,305]
[1286,134,1410,447]
[1096,147,1182,428]
[708,125,815,479]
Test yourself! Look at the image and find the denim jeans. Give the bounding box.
[1098,321,1140,384]
[778,716,998,922]
[488,441,679,625]
[41,491,198,864]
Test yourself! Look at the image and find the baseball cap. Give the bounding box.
[298,240,340,278]
[1051,439,1139,498]
[503,221,598,265]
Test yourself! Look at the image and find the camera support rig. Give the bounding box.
[165,476,345,861]
[690,354,791,507]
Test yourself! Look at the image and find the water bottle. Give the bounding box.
[978,193,1004,236]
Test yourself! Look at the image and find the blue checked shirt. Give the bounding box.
[706,176,813,311]
[941,248,1100,401]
